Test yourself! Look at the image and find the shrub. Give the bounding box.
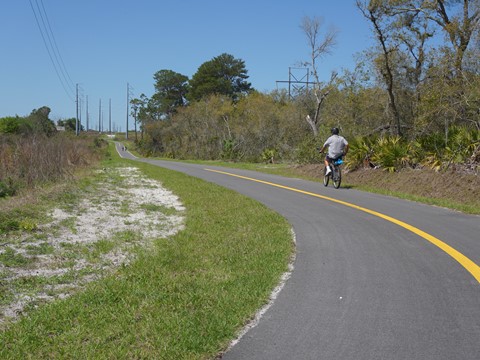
[261,148,278,164]
[0,133,106,195]
[0,117,22,134]
[444,126,480,165]
[344,135,376,170]
[371,136,413,172]
[221,139,237,160]
[0,179,17,198]
[412,125,480,170]
[412,131,445,170]
[294,136,322,164]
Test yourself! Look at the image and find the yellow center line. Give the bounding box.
[205,168,480,283]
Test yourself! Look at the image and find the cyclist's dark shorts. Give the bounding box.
[326,155,343,163]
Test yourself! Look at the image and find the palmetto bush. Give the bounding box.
[371,136,413,172]
[346,126,479,173]
[344,135,376,170]
[345,135,412,172]
[444,126,480,165]
[412,126,479,170]
[412,131,445,171]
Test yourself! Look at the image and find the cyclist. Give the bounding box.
[319,127,349,175]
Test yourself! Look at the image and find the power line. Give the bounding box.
[28,0,75,101]
[37,0,76,90]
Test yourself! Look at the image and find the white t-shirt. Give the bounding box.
[323,135,348,158]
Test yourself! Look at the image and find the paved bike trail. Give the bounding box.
[117,145,480,360]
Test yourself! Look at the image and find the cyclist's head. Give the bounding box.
[331,127,339,135]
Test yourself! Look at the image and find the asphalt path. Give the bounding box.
[116,144,480,359]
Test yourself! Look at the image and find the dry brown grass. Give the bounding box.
[0,133,105,196]
[345,168,480,207]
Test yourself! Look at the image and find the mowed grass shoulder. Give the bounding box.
[0,149,294,359]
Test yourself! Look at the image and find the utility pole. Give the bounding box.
[126,83,130,139]
[86,95,89,131]
[79,96,82,133]
[75,83,79,136]
[99,98,102,132]
[109,98,112,134]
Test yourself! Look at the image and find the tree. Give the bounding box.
[354,1,420,138]
[364,0,480,138]
[187,53,253,102]
[152,69,189,117]
[421,0,479,75]
[130,98,141,141]
[57,118,83,132]
[368,0,480,76]
[300,16,338,137]
[26,107,56,136]
[324,61,388,137]
[0,116,23,134]
[424,0,480,137]
[131,94,150,140]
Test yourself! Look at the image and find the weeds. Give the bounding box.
[0,248,33,267]
[0,133,106,198]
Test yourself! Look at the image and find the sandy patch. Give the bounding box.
[0,166,185,326]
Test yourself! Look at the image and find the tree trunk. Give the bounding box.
[363,4,403,136]
[305,115,319,137]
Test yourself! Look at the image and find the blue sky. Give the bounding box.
[1,1,373,131]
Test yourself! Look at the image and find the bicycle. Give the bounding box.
[323,158,343,189]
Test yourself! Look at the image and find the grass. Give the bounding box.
[25,243,55,256]
[0,144,294,359]
[0,248,33,268]
[140,203,178,216]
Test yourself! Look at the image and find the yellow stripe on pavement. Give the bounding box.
[205,168,480,283]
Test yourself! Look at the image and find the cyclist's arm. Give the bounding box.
[343,144,349,156]
[319,138,331,154]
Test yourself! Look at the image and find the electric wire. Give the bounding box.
[28,0,75,101]
[33,0,76,98]
[38,0,76,92]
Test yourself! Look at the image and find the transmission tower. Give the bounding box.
[276,67,312,99]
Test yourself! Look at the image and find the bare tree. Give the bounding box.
[423,0,479,75]
[368,0,480,138]
[379,0,480,76]
[300,16,338,137]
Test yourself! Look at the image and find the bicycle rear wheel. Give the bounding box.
[323,167,330,186]
[333,167,342,189]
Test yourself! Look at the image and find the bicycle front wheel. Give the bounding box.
[333,167,342,189]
